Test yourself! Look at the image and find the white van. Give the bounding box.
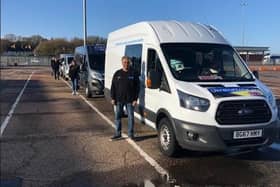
[263,54,280,65]
[74,45,105,97]
[104,21,278,156]
[59,54,74,80]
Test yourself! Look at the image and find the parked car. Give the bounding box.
[104,21,278,156]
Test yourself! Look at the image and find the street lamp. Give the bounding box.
[241,1,248,46]
[83,0,87,47]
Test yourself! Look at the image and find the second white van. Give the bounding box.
[104,21,278,156]
[59,54,74,80]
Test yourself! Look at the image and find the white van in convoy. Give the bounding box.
[104,21,278,156]
[263,54,280,65]
[74,45,105,97]
[59,54,74,80]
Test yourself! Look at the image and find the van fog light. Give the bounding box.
[186,131,199,141]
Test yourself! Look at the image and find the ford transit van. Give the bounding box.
[59,54,74,80]
[104,21,278,156]
[75,45,105,97]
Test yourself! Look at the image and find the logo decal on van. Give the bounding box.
[208,87,264,98]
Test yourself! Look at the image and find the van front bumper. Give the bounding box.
[174,119,279,152]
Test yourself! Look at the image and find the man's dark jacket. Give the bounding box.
[111,68,140,103]
[51,59,55,69]
[53,60,60,70]
[69,64,79,79]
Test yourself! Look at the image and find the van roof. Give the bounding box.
[109,21,229,45]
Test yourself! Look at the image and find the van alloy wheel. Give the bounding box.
[158,118,179,157]
[85,86,88,95]
[160,125,171,151]
[85,84,92,98]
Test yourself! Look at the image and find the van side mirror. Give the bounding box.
[147,70,161,89]
[253,70,259,79]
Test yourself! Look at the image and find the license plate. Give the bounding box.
[233,129,263,139]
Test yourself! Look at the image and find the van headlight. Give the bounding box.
[91,72,103,80]
[177,90,210,112]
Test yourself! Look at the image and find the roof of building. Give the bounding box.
[234,46,269,52]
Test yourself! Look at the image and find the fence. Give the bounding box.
[0,56,51,67]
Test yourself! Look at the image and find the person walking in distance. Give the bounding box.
[110,56,140,141]
[53,57,60,80]
[50,57,55,76]
[68,60,79,95]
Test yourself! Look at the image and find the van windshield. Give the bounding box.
[161,43,254,82]
[88,54,105,71]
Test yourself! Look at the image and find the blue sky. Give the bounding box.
[1,0,280,52]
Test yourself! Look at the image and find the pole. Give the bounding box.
[241,1,247,46]
[83,0,87,47]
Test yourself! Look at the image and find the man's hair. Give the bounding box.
[121,56,130,62]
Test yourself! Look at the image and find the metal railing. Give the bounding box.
[0,56,51,67]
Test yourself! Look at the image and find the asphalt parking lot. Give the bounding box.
[1,66,280,186]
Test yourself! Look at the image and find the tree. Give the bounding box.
[2,34,107,56]
[87,36,107,45]
[0,39,12,54]
[34,38,72,56]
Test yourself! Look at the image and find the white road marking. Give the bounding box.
[63,80,170,181]
[270,143,280,151]
[0,71,34,136]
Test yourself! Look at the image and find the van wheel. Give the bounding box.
[158,118,179,157]
[85,84,92,98]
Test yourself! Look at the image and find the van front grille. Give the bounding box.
[216,100,272,125]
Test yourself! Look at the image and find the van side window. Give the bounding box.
[125,44,142,75]
[147,49,170,93]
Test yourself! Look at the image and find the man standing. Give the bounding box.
[50,57,55,76]
[53,58,60,80]
[68,60,80,95]
[110,56,140,140]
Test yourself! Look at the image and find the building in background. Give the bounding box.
[234,46,269,65]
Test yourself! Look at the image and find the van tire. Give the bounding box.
[85,84,92,98]
[158,118,179,157]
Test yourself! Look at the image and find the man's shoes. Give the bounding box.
[128,135,135,140]
[110,135,122,141]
